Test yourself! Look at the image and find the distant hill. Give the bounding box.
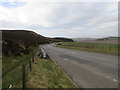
[97,36,120,41]
[2,30,53,45]
[54,37,73,42]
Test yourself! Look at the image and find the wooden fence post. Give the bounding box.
[22,65,26,89]
[29,59,32,71]
[32,55,34,63]
[109,46,111,51]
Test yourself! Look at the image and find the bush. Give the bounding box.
[2,40,30,56]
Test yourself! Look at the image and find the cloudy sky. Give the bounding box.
[0,0,118,38]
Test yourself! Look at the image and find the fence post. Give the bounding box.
[32,50,34,63]
[34,53,35,61]
[109,46,111,51]
[29,59,32,71]
[22,65,26,89]
[32,55,34,63]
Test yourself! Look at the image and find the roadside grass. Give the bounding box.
[2,46,36,88]
[57,42,120,55]
[3,65,22,88]
[3,45,77,88]
[26,57,77,88]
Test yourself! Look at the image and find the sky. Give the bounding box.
[0,0,118,38]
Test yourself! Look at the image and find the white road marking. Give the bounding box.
[106,76,110,79]
[113,79,118,82]
[106,76,118,83]
[71,62,76,64]
[64,58,76,65]
[64,59,68,60]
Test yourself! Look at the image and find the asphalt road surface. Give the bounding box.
[41,44,118,88]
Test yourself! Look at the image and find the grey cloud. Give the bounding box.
[0,2,118,38]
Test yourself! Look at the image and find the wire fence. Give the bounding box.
[2,47,38,89]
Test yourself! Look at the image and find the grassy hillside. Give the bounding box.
[2,30,58,56]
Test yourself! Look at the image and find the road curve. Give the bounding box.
[41,44,118,88]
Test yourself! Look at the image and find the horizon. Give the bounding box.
[1,29,119,39]
[0,1,118,38]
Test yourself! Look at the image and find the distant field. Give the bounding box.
[79,40,118,44]
[57,42,120,55]
[73,37,119,44]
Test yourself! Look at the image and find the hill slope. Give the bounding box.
[2,30,52,45]
[2,30,55,56]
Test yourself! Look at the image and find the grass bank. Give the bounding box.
[26,56,77,88]
[57,42,119,55]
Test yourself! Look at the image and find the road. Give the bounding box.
[41,44,118,88]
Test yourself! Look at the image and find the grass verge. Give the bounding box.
[26,57,77,88]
